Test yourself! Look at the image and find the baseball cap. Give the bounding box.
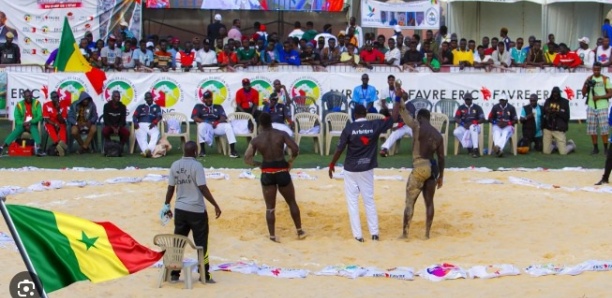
[578,37,590,44]
[214,14,222,21]
[260,24,266,31]
[242,78,251,85]
[499,93,508,101]
[529,94,538,100]
[338,31,346,37]
[463,93,473,100]
[203,90,212,98]
[108,34,117,40]
[146,41,154,48]
[120,21,128,27]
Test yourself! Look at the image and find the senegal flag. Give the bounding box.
[6,205,163,293]
[55,17,106,94]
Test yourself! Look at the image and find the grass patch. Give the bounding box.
[0,119,605,170]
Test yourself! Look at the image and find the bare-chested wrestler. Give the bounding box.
[244,112,306,242]
[396,89,445,239]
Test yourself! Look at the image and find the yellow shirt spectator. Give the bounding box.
[452,49,474,66]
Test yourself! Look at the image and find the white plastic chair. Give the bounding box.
[294,112,323,156]
[153,234,205,289]
[324,112,350,156]
[160,112,190,151]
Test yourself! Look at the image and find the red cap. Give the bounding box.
[242,78,250,85]
[260,24,266,31]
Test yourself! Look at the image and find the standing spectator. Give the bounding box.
[352,74,378,113]
[327,102,399,242]
[511,37,527,66]
[164,141,222,283]
[119,21,134,39]
[603,19,612,39]
[133,92,161,158]
[488,94,518,157]
[523,36,536,53]
[544,33,558,53]
[302,21,318,42]
[544,43,557,66]
[542,87,575,155]
[119,40,135,71]
[277,41,301,65]
[288,21,304,40]
[79,38,92,60]
[228,19,242,41]
[481,36,490,53]
[0,32,20,64]
[452,38,473,66]
[553,43,581,69]
[500,27,511,50]
[101,35,122,71]
[520,94,544,152]
[595,37,612,66]
[453,93,485,158]
[359,41,384,68]
[43,91,68,156]
[345,17,363,48]
[525,40,545,68]
[484,37,498,55]
[154,39,172,71]
[207,14,226,42]
[582,62,612,154]
[576,37,595,69]
[439,41,453,65]
[320,38,340,66]
[102,91,130,152]
[403,40,423,68]
[376,35,388,54]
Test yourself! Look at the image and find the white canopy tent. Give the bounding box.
[444,0,612,49]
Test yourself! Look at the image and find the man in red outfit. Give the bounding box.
[553,43,581,69]
[43,91,69,156]
[235,78,261,130]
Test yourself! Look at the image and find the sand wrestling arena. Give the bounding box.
[1,166,611,297]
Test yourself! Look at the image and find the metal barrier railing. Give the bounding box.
[0,64,45,73]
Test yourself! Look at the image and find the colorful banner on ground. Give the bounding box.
[6,71,593,120]
[146,0,345,11]
[361,0,440,29]
[2,0,142,65]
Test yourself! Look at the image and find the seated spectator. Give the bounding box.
[89,51,103,69]
[314,36,326,56]
[101,35,122,71]
[262,92,293,137]
[259,41,278,65]
[79,38,92,60]
[217,44,238,67]
[542,87,575,155]
[0,32,20,64]
[453,93,485,158]
[553,43,581,69]
[119,39,135,71]
[488,94,518,157]
[492,42,511,67]
[272,79,291,103]
[176,41,196,71]
[300,43,321,65]
[192,91,239,158]
[359,41,384,69]
[544,33,558,53]
[484,37,498,55]
[133,40,154,68]
[237,38,258,66]
[0,90,42,155]
[376,35,388,54]
[168,38,181,68]
[595,37,611,66]
[525,40,545,68]
[452,38,473,67]
[68,92,97,154]
[154,39,172,71]
[473,45,493,69]
[321,38,341,66]
[384,38,401,66]
[196,39,218,69]
[439,41,454,65]
[102,91,130,151]
[340,43,360,66]
[519,94,544,152]
[43,91,68,156]
[337,32,348,53]
[215,37,224,53]
[133,92,162,157]
[277,40,301,65]
[576,37,595,69]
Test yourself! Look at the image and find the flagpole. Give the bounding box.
[0,198,49,298]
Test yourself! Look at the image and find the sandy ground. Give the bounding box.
[0,168,611,298]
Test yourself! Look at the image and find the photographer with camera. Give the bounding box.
[581,62,612,154]
[542,87,576,155]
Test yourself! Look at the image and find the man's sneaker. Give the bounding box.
[355,237,365,242]
[591,147,599,155]
[568,139,577,153]
[371,235,379,241]
[595,179,609,186]
[198,151,206,157]
[230,151,240,158]
[467,148,473,154]
[56,143,65,157]
[206,278,216,284]
[472,150,480,158]
[170,275,179,283]
[379,148,389,157]
[145,149,152,158]
[493,145,500,156]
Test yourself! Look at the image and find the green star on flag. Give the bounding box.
[78,231,98,250]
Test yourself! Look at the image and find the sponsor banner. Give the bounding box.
[361,0,439,30]
[146,0,345,12]
[6,72,592,120]
[3,0,142,65]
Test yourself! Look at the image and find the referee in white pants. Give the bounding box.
[133,92,162,157]
[329,96,400,242]
[488,94,518,157]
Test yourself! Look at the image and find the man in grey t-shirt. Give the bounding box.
[164,141,222,283]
